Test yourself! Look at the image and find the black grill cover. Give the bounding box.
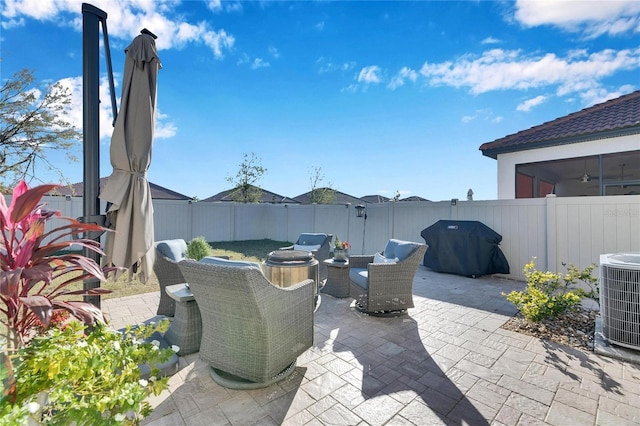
[421,220,510,277]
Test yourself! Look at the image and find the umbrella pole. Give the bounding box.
[82,3,109,308]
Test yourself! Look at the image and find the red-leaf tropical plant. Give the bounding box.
[0,180,113,360]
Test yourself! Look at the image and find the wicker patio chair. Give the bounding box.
[153,239,188,317]
[349,239,427,316]
[281,233,333,281]
[178,258,315,389]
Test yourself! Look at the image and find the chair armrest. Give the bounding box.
[349,255,375,269]
[279,278,315,302]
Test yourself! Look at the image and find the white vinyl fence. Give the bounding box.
[29,194,640,281]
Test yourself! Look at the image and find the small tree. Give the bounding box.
[226,152,267,203]
[0,69,81,192]
[308,166,336,204]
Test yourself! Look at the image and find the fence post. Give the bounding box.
[545,194,557,272]
[450,198,459,220]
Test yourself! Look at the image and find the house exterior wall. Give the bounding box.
[496,133,640,199]
[34,194,639,282]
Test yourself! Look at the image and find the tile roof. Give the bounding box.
[47,177,192,200]
[399,196,430,202]
[480,90,640,159]
[202,185,298,203]
[359,194,391,203]
[293,188,363,205]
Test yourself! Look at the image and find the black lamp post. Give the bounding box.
[355,204,367,254]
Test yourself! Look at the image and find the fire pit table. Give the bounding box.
[263,250,320,307]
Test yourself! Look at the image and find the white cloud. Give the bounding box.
[419,47,640,98]
[577,83,637,106]
[154,110,177,139]
[517,95,547,112]
[357,66,382,84]
[316,57,355,74]
[202,29,235,58]
[461,109,503,125]
[251,58,270,69]
[268,46,280,58]
[481,37,501,44]
[0,0,235,58]
[514,0,640,37]
[237,54,270,70]
[315,21,325,31]
[206,0,222,12]
[388,67,418,90]
[56,74,176,142]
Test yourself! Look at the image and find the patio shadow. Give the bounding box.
[332,313,490,425]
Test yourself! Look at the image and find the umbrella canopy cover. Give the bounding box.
[100,33,161,282]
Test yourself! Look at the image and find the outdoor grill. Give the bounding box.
[263,250,319,296]
[421,220,510,277]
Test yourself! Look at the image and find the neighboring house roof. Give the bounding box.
[202,185,298,203]
[399,196,430,202]
[360,195,390,203]
[47,177,192,200]
[293,188,363,205]
[480,90,640,159]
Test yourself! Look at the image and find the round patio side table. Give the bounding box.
[322,258,350,298]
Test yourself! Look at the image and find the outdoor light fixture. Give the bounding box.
[355,204,367,254]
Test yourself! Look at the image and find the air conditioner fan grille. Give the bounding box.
[600,264,640,351]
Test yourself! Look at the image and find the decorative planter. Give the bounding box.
[333,249,348,262]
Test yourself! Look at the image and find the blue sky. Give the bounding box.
[2,1,639,201]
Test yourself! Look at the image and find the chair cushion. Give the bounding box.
[156,239,187,262]
[373,252,398,264]
[297,233,328,246]
[200,256,262,271]
[293,244,321,252]
[383,239,419,261]
[349,268,368,289]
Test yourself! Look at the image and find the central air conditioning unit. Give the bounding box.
[599,253,640,351]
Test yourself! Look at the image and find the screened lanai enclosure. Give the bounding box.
[515,150,640,198]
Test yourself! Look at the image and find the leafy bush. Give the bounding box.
[0,180,115,350]
[0,180,173,424]
[186,236,213,260]
[503,259,598,322]
[0,320,175,425]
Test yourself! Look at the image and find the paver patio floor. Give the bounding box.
[102,267,640,425]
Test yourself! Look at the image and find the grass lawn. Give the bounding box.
[89,239,292,300]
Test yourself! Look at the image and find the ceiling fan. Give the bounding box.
[578,159,599,183]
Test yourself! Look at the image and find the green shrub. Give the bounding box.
[186,236,213,260]
[503,259,598,322]
[0,320,175,425]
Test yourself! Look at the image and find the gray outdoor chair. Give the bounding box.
[349,239,427,316]
[281,233,333,281]
[178,257,315,389]
[153,239,188,317]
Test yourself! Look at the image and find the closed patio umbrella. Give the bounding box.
[100,30,161,282]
